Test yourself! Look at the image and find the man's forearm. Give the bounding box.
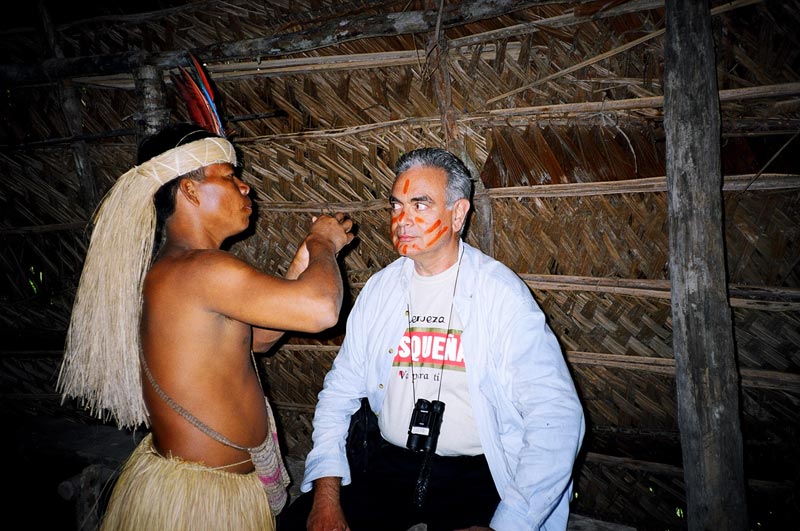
[313,476,342,507]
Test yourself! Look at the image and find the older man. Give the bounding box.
[281,147,584,531]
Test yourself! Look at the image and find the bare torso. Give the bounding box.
[141,249,268,474]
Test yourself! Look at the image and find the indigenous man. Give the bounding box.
[58,123,354,531]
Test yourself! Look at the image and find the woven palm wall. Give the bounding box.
[1,1,798,529]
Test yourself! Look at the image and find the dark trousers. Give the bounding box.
[277,440,500,531]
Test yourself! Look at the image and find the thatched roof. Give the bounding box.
[1,1,798,529]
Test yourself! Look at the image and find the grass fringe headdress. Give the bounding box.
[58,137,237,429]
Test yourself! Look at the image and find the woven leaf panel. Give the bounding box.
[493,189,800,287]
[220,65,439,139]
[483,125,656,186]
[77,86,139,138]
[536,289,799,373]
[447,8,665,111]
[273,408,315,457]
[1,86,70,143]
[238,138,395,203]
[230,206,398,277]
[229,210,314,276]
[1,149,84,226]
[573,461,686,530]
[44,1,408,61]
[536,289,673,358]
[0,357,61,395]
[238,126,458,203]
[261,349,337,406]
[573,454,796,530]
[85,143,138,195]
[725,189,800,287]
[572,364,677,431]
[0,232,82,330]
[740,387,800,475]
[494,195,670,279]
[733,308,800,372]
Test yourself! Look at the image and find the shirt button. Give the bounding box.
[379,384,384,389]
[388,348,394,353]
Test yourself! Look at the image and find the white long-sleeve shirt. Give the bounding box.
[303,242,585,530]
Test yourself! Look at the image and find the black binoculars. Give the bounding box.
[406,398,445,453]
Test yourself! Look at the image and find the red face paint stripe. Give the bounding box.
[403,179,410,194]
[426,226,449,247]
[424,219,442,234]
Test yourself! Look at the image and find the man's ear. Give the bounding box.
[452,198,470,233]
[178,178,200,206]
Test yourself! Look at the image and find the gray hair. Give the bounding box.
[393,148,473,207]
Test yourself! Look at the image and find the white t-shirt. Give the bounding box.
[379,260,483,456]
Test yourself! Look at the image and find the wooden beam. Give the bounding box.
[565,351,800,392]
[24,0,667,89]
[518,274,800,311]
[488,0,762,103]
[486,173,800,198]
[0,0,562,85]
[225,82,800,141]
[664,1,748,528]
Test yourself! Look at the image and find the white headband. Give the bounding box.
[138,136,237,186]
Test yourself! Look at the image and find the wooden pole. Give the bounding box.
[425,0,494,255]
[36,1,98,209]
[133,63,169,143]
[664,1,748,529]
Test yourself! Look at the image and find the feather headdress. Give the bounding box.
[170,53,225,136]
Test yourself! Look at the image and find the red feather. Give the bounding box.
[188,53,215,101]
[170,66,224,136]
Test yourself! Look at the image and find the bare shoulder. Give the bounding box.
[147,249,254,285]
[144,248,284,317]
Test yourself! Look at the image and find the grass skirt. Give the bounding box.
[100,433,274,531]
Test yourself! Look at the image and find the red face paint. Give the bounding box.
[426,226,449,247]
[424,219,442,234]
[402,178,410,194]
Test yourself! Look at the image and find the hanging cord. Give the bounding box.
[406,246,464,509]
[140,351,290,513]
[406,246,465,403]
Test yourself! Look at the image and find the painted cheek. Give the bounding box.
[425,226,449,247]
[423,219,442,234]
